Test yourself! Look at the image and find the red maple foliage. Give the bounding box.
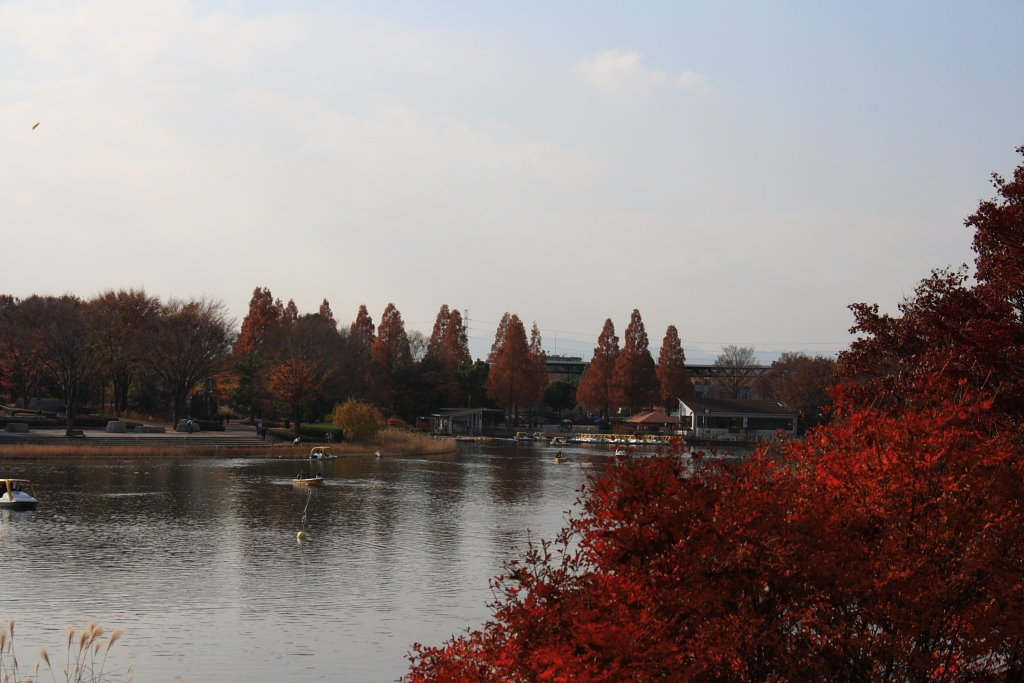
[406,149,1024,682]
[839,147,1024,429]
[407,382,1024,682]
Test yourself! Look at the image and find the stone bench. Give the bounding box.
[5,422,30,433]
[133,425,167,434]
[105,420,127,433]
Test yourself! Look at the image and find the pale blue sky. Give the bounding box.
[2,1,1022,363]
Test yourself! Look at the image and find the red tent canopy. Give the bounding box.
[623,410,677,425]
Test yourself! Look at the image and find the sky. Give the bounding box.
[2,1,1022,364]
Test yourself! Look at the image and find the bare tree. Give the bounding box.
[145,298,234,424]
[31,296,101,436]
[713,345,759,399]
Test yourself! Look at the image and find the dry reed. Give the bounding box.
[0,430,456,460]
[0,619,131,683]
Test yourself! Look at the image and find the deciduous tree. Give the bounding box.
[755,352,836,431]
[369,303,412,414]
[486,314,543,426]
[576,319,619,419]
[0,295,44,405]
[655,324,692,412]
[839,148,1024,427]
[713,344,758,399]
[610,309,658,413]
[88,289,160,415]
[407,383,1024,682]
[271,313,343,433]
[34,296,100,436]
[145,297,234,424]
[424,305,472,406]
[331,398,384,442]
[348,304,376,398]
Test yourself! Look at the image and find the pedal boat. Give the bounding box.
[0,479,39,510]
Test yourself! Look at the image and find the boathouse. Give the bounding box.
[678,397,798,440]
[428,408,504,436]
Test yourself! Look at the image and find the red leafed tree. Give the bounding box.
[406,147,1024,683]
[232,287,286,421]
[270,312,343,433]
[655,324,692,412]
[369,303,412,414]
[755,351,836,431]
[486,314,544,426]
[348,304,376,398]
[407,382,1024,682]
[488,313,512,362]
[609,309,658,413]
[839,147,1024,427]
[269,358,319,431]
[350,304,376,348]
[425,305,472,405]
[576,319,619,419]
[318,298,335,323]
[426,304,453,361]
[234,287,285,357]
[440,309,471,368]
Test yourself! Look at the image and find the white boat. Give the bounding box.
[0,478,39,510]
[309,446,336,460]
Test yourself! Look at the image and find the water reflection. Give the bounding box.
[0,442,606,682]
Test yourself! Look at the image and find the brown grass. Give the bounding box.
[0,430,456,460]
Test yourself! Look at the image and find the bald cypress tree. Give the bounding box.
[610,309,658,414]
[487,314,541,427]
[576,318,619,419]
[656,324,693,412]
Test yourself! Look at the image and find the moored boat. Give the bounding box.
[0,478,39,510]
[292,474,324,487]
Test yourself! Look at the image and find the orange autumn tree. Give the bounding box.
[576,318,619,420]
[609,309,658,414]
[369,303,412,415]
[655,323,692,412]
[348,303,376,398]
[232,287,286,421]
[269,312,342,434]
[486,313,544,428]
[424,305,472,406]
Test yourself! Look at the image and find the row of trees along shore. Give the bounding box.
[402,147,1024,681]
[1,279,845,438]
[0,281,838,438]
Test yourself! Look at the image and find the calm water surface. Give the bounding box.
[0,442,610,682]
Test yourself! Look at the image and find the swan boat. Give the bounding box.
[0,478,39,510]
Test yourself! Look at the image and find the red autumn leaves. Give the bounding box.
[406,148,1024,682]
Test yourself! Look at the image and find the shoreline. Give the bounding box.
[0,428,458,460]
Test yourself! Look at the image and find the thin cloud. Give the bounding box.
[577,48,710,97]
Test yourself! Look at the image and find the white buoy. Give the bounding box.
[375,450,381,458]
[296,530,308,543]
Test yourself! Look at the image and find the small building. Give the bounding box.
[428,408,504,436]
[678,397,797,440]
[618,410,680,435]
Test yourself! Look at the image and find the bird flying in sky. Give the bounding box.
[32,122,39,130]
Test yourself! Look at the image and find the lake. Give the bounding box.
[0,441,609,682]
